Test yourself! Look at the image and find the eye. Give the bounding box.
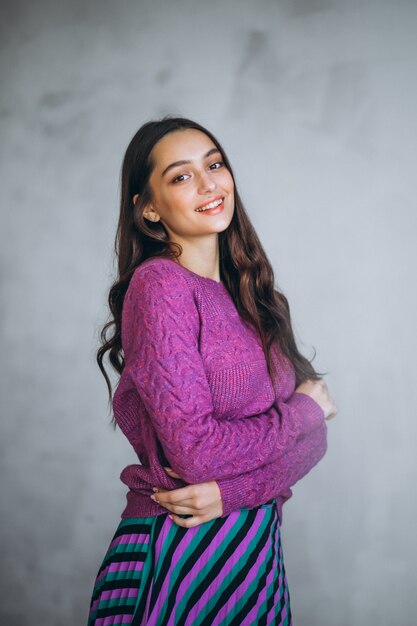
[209,160,225,170]
[172,173,190,184]
[171,161,225,184]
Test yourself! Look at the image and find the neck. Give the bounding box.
[172,237,221,282]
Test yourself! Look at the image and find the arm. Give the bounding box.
[126,262,326,484]
[216,417,328,516]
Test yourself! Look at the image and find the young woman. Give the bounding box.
[88,116,337,625]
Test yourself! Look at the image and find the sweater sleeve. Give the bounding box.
[126,263,326,485]
[216,417,328,516]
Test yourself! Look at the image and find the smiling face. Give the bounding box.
[137,128,235,242]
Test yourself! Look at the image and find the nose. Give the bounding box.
[197,169,216,194]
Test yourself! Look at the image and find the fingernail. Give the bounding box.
[150,495,156,501]
[152,487,158,492]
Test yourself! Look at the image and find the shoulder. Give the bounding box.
[122,258,200,351]
[126,257,197,311]
[130,257,191,292]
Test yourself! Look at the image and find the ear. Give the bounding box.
[133,193,158,221]
[144,208,161,222]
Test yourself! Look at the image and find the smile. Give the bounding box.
[195,197,224,212]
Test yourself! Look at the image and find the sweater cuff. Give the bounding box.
[216,474,249,517]
[286,391,325,432]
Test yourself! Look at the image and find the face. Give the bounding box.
[136,128,235,241]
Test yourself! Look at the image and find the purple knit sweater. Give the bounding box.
[112,257,328,524]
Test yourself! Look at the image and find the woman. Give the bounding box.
[88,116,337,625]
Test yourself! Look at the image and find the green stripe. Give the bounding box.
[157,510,251,621]
[118,516,155,528]
[94,569,142,588]
[195,508,276,626]
[97,596,137,610]
[103,542,148,561]
[90,509,290,625]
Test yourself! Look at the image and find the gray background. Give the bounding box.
[1,1,416,624]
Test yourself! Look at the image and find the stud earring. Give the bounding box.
[144,208,160,222]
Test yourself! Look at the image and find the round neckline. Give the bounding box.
[167,258,225,286]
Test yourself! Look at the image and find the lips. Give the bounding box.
[195,195,224,211]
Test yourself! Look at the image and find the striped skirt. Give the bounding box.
[87,498,291,625]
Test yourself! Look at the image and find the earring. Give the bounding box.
[144,207,160,222]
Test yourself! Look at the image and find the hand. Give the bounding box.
[295,378,338,420]
[150,467,224,527]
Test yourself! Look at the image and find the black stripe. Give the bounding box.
[91,577,142,601]
[100,548,148,570]
[263,519,282,623]
[147,516,196,616]
[200,509,277,626]
[99,549,147,573]
[159,515,235,626]
[131,514,166,625]
[233,511,280,626]
[265,524,291,624]
[277,555,292,623]
[172,508,267,626]
[94,604,135,619]
[112,522,153,540]
[271,526,286,622]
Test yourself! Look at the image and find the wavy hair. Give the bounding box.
[97,115,325,419]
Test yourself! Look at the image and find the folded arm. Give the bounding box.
[217,417,328,515]
[126,261,326,484]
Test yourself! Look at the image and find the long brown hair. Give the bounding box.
[97,115,325,418]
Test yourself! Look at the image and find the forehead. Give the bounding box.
[151,128,217,168]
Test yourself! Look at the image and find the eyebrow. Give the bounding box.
[161,148,222,179]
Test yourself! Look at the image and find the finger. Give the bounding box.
[326,410,337,420]
[151,487,196,507]
[163,503,201,515]
[168,513,206,528]
[151,495,200,516]
[164,467,182,479]
[329,400,338,415]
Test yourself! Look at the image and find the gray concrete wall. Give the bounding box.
[1,1,416,624]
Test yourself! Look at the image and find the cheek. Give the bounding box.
[223,171,235,192]
[166,190,197,220]
[162,187,192,211]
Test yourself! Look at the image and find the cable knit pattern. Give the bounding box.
[112,257,328,522]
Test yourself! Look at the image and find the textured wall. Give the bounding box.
[1,1,416,624]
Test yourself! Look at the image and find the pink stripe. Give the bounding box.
[108,560,144,574]
[268,526,288,625]
[281,574,290,624]
[94,556,144,590]
[152,511,244,626]
[142,507,268,626]
[256,520,278,624]
[228,517,276,625]
[95,612,132,626]
[100,587,138,601]
[144,513,207,625]
[90,584,139,616]
[266,524,282,626]
[95,563,111,587]
[183,508,271,626]
[108,532,151,551]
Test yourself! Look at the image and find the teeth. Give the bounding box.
[195,198,223,212]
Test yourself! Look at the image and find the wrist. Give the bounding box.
[216,474,249,516]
